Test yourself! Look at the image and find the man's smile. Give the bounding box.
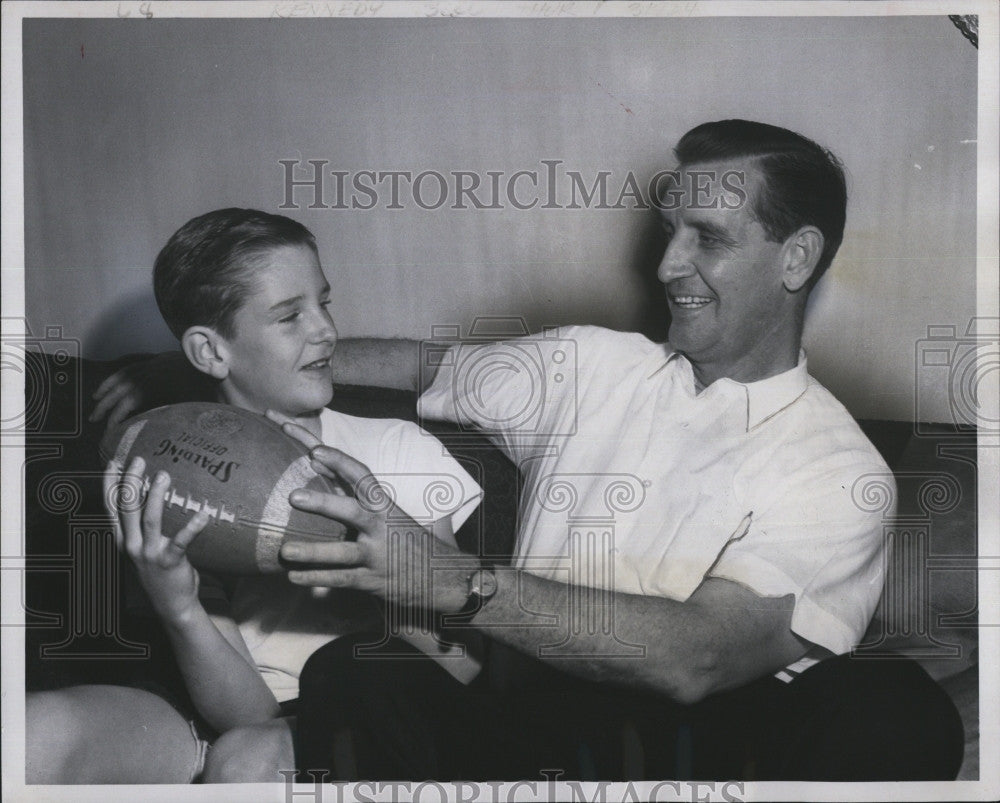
[669,294,714,309]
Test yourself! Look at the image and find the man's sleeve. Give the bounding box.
[709,449,894,656]
[417,326,593,463]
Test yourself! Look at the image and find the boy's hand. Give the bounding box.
[90,351,196,428]
[279,446,472,615]
[104,457,212,624]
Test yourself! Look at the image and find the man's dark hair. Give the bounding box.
[674,119,847,287]
[154,208,318,339]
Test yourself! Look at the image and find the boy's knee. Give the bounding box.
[202,721,294,783]
[26,689,86,783]
[28,685,207,784]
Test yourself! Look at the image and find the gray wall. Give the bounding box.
[23,16,978,421]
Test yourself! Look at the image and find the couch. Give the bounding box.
[20,354,979,779]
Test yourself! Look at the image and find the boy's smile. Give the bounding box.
[218,243,337,421]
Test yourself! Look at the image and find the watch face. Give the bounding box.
[472,568,498,600]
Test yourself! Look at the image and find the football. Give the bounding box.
[99,402,347,574]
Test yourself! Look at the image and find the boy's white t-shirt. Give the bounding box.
[222,408,483,703]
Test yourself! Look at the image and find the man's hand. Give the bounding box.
[104,456,211,624]
[90,351,198,428]
[273,427,471,614]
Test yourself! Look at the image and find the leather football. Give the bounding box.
[99,402,347,573]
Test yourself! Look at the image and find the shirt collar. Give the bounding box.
[650,346,809,431]
[742,351,809,430]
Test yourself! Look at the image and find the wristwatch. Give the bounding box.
[456,566,498,617]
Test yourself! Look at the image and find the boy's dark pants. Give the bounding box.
[295,633,963,782]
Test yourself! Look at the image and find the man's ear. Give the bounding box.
[781,226,824,292]
[181,326,230,379]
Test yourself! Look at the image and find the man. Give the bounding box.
[94,120,963,780]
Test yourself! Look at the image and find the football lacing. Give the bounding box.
[143,474,236,524]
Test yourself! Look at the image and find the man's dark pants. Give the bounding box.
[294,633,963,782]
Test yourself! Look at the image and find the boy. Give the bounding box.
[26,209,482,783]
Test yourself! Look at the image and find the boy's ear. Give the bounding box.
[781,225,824,293]
[181,326,230,379]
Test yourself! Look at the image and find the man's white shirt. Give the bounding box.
[419,325,894,675]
